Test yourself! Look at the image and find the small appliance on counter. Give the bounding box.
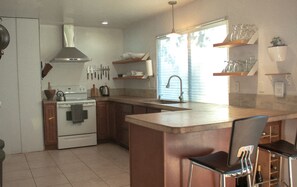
[99,85,110,96]
[56,90,66,101]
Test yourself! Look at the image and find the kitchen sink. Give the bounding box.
[145,99,186,104]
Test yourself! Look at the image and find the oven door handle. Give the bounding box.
[57,103,95,108]
[58,104,71,108]
[83,103,95,107]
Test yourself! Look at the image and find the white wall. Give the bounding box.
[0,18,22,154]
[123,0,297,96]
[0,18,43,154]
[40,25,124,91]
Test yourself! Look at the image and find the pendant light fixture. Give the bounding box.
[166,0,180,38]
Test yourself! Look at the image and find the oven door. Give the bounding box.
[57,101,96,136]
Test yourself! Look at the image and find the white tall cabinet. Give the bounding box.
[0,18,43,154]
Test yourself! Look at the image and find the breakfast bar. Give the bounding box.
[125,103,297,187]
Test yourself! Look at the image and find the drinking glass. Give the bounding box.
[229,25,239,41]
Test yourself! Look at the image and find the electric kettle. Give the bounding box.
[99,85,110,96]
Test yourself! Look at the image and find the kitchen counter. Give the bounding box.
[43,96,297,187]
[125,102,297,133]
[91,96,189,111]
[121,99,297,187]
[44,96,297,134]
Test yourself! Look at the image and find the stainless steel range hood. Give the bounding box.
[51,25,91,63]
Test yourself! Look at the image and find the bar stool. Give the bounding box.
[187,115,268,187]
[258,129,297,187]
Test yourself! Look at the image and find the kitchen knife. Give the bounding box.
[107,66,110,80]
[100,65,103,79]
[87,66,90,80]
[94,65,96,78]
[105,66,107,78]
[90,66,93,80]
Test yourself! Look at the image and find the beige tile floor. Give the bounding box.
[3,143,130,187]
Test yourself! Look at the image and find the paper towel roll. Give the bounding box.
[146,60,153,77]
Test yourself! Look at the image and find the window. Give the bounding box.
[157,20,229,104]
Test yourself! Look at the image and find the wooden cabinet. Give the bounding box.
[255,121,281,187]
[147,107,162,113]
[133,105,147,114]
[109,102,117,141]
[114,103,162,148]
[96,101,110,143]
[43,102,57,149]
[115,103,133,148]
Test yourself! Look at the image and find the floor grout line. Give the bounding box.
[4,143,130,187]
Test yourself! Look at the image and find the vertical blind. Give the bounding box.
[157,20,229,104]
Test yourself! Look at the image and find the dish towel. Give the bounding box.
[71,104,84,123]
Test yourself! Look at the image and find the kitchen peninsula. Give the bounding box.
[125,102,297,187]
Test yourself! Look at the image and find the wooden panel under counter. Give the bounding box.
[42,101,57,150]
[126,103,297,187]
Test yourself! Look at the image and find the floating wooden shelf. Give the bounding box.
[213,72,249,76]
[265,73,291,76]
[213,61,258,77]
[112,58,146,64]
[113,76,147,80]
[213,30,258,48]
[213,39,250,48]
[265,73,292,85]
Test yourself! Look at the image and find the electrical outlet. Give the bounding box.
[235,82,240,93]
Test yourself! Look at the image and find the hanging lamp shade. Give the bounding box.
[166,1,180,38]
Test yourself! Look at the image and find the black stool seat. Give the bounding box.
[259,140,297,158]
[187,116,268,187]
[189,151,243,175]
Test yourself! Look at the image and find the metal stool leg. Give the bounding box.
[247,174,252,187]
[253,147,260,185]
[188,162,194,187]
[220,174,226,187]
[288,157,293,187]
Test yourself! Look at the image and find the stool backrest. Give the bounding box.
[228,115,268,166]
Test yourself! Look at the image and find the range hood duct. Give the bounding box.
[51,25,91,63]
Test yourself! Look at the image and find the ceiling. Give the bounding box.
[0,0,195,28]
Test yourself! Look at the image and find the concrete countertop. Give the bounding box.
[124,101,297,134]
[43,96,297,134]
[91,96,189,111]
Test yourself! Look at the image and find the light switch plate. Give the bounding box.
[274,82,285,97]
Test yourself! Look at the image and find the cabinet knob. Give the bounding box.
[48,117,54,120]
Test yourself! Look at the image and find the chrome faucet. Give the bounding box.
[166,75,183,102]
